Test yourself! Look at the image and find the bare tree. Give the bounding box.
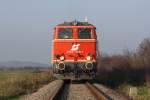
[138,38,150,86]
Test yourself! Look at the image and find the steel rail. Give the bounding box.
[86,82,108,100]
[94,84,130,100]
[48,80,64,100]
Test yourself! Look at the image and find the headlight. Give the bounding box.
[60,56,65,61]
[86,56,92,61]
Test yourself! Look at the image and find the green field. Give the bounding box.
[0,71,9,81]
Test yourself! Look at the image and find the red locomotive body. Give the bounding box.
[52,21,97,79]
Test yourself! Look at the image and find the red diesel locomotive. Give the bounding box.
[52,21,97,79]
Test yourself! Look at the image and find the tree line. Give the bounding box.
[97,37,150,87]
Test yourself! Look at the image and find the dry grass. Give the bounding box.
[118,84,150,100]
[0,70,54,99]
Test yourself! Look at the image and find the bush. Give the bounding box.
[97,37,150,87]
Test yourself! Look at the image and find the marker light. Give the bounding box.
[60,56,65,61]
[86,56,92,61]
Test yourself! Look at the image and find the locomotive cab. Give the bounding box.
[52,21,97,79]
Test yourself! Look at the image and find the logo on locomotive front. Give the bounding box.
[71,44,80,51]
[66,43,83,53]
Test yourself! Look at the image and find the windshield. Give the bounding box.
[58,28,73,39]
[78,28,91,39]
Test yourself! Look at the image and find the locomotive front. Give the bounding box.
[52,21,97,79]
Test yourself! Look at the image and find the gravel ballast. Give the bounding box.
[67,84,97,100]
[94,84,129,100]
[22,80,63,100]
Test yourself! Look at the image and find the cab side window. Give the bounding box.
[58,28,73,39]
[78,28,91,39]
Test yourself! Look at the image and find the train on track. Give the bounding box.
[52,20,98,79]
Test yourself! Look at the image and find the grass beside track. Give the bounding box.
[96,75,150,100]
[0,69,54,100]
[117,84,150,100]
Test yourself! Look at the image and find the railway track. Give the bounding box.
[23,80,130,100]
[50,80,130,100]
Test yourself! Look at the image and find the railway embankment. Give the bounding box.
[22,80,131,100]
[22,80,63,100]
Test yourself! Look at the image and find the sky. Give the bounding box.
[0,0,150,64]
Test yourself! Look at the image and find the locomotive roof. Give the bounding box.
[57,21,94,26]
